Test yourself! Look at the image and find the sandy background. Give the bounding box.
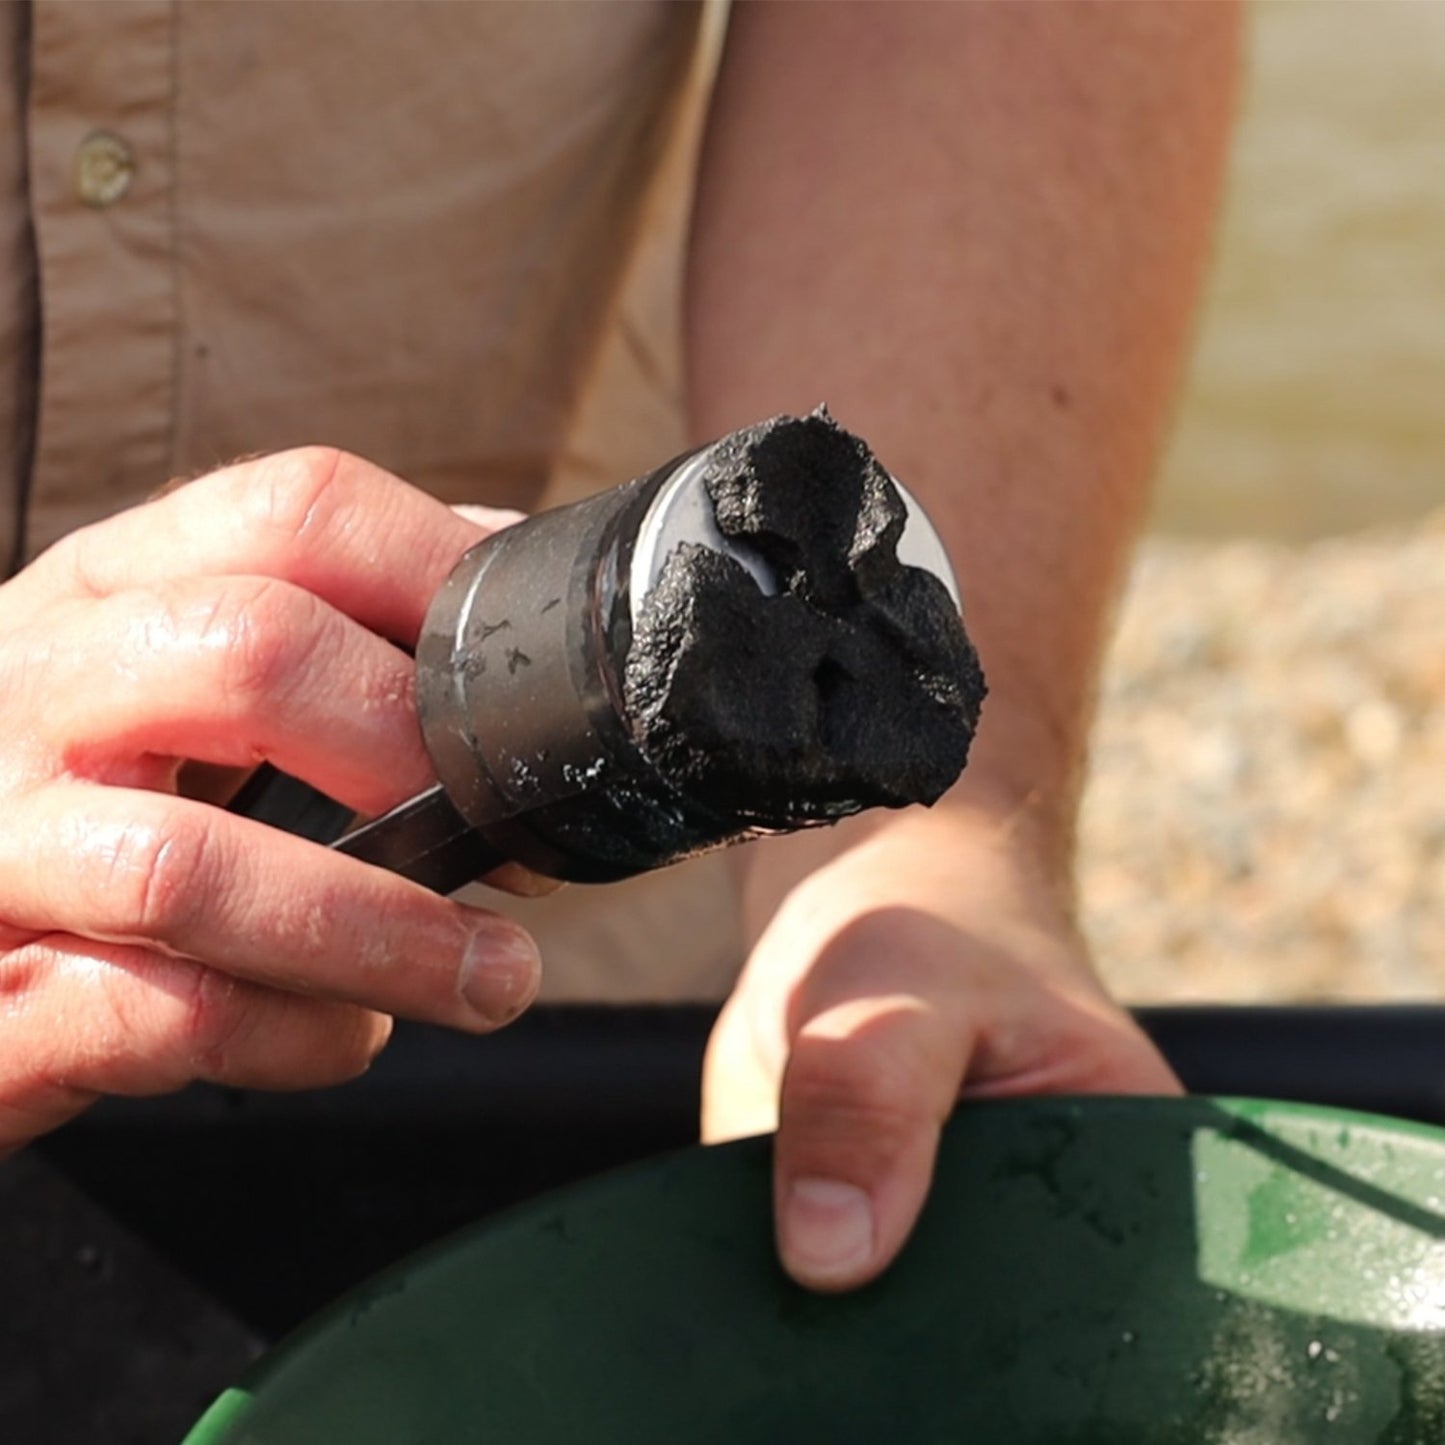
[1083,0,1445,1003]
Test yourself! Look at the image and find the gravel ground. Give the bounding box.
[1080,511,1445,1004]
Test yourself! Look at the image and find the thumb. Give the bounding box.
[773,986,973,1292]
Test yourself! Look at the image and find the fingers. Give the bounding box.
[0,449,543,1153]
[0,936,394,1149]
[771,909,975,1292]
[26,576,431,817]
[0,781,541,1031]
[15,448,487,644]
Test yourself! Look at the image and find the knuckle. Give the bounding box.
[87,950,245,1091]
[188,577,327,711]
[174,967,252,1078]
[46,942,216,1097]
[784,1034,940,1144]
[0,941,49,1009]
[80,809,214,942]
[57,524,106,600]
[237,446,350,547]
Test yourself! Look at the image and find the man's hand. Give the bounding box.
[703,805,1178,1292]
[0,448,541,1152]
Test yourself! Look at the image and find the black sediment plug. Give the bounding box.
[231,410,987,891]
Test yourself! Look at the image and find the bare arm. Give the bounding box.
[690,0,1238,868]
[687,0,1240,1288]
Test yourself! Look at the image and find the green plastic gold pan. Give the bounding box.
[184,1098,1445,1443]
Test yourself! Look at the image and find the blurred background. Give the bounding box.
[565,0,1445,1007]
[1084,0,1445,1004]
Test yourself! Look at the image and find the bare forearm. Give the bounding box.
[686,0,1240,886]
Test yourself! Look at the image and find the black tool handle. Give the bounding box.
[332,783,507,893]
[227,766,505,895]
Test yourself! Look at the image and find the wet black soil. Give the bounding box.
[624,409,986,830]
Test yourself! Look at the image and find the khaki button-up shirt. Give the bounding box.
[0,0,745,1001]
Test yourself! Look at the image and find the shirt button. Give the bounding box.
[74,131,136,208]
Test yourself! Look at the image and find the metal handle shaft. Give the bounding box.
[228,766,504,895]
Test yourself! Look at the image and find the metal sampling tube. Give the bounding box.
[401,451,710,884]
[234,411,985,895]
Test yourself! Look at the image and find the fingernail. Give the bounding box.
[458,924,541,1025]
[781,1178,875,1284]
